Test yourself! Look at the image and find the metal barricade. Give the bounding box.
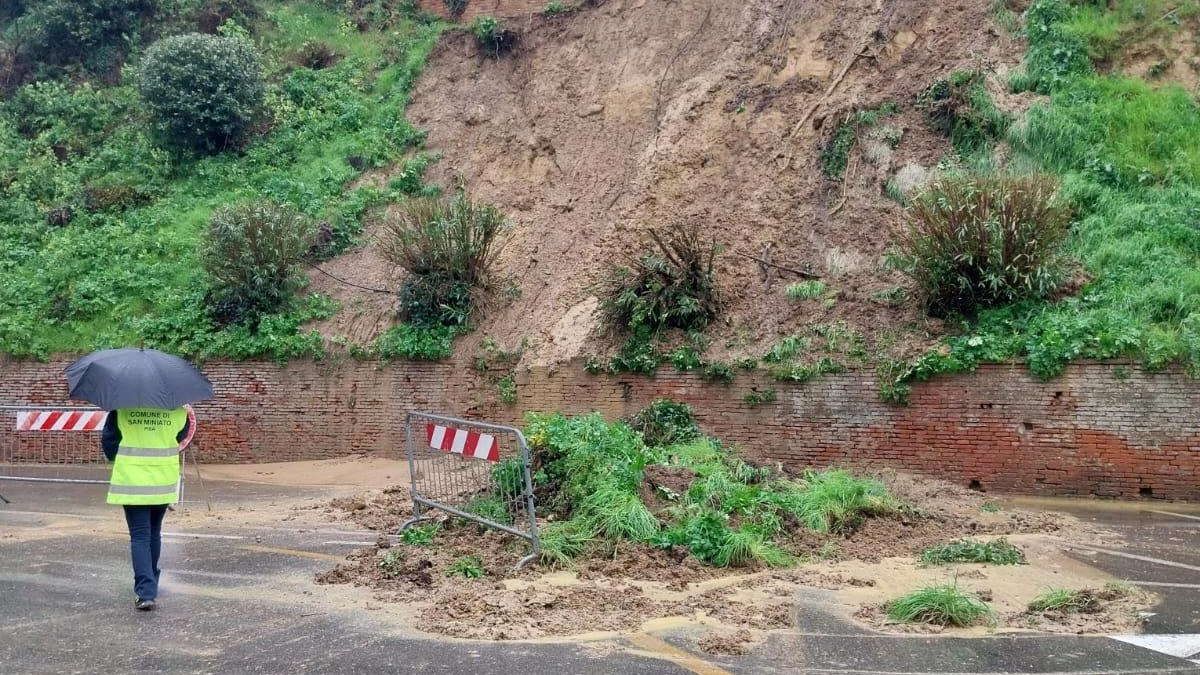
[0,405,194,505]
[400,412,540,568]
[0,405,110,485]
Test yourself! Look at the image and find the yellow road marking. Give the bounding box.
[626,633,739,675]
[239,545,345,563]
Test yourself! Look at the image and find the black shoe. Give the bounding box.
[135,599,156,611]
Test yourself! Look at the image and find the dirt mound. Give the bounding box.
[313,0,1026,365]
[316,472,1147,641]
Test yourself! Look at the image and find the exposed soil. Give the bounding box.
[316,471,1151,641]
[309,0,1029,368]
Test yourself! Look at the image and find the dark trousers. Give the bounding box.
[122,505,168,602]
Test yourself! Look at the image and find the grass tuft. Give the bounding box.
[792,470,897,534]
[886,585,996,626]
[1027,587,1100,614]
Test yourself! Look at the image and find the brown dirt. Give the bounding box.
[309,0,1028,367]
[316,471,1151,641]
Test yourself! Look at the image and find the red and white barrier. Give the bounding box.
[425,423,499,462]
[16,410,107,432]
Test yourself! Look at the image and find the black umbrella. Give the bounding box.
[65,347,214,410]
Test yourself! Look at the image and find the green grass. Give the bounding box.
[785,280,827,300]
[887,585,996,627]
[1027,587,1099,613]
[525,412,901,569]
[446,555,485,578]
[890,0,1200,393]
[919,537,1027,566]
[400,522,441,545]
[0,1,444,360]
[791,470,896,534]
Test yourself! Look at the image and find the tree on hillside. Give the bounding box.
[137,32,265,154]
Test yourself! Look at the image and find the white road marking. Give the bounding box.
[161,532,244,540]
[1112,634,1200,659]
[322,540,377,546]
[1127,581,1200,589]
[1148,510,1200,523]
[1073,545,1200,573]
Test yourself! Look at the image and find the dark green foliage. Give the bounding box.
[137,32,265,154]
[491,457,526,497]
[917,70,1011,158]
[894,175,1072,317]
[919,537,1027,565]
[792,469,896,533]
[446,555,484,578]
[602,222,721,335]
[742,388,776,407]
[379,184,506,327]
[199,201,316,325]
[1017,0,1094,94]
[699,361,734,384]
[470,16,517,56]
[443,0,468,19]
[10,0,153,76]
[626,398,700,448]
[372,323,462,361]
[465,494,512,526]
[400,522,440,545]
[887,585,996,627]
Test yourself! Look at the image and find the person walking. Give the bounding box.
[102,407,190,611]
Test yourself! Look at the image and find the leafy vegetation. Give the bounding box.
[378,183,507,327]
[470,16,517,56]
[138,32,265,154]
[625,398,700,448]
[919,537,1026,566]
[199,201,316,327]
[369,323,463,361]
[446,554,484,578]
[379,548,406,577]
[893,175,1072,317]
[917,70,1011,158]
[0,1,442,360]
[886,584,996,627]
[400,522,441,545]
[820,102,899,180]
[602,221,721,336]
[886,0,1200,390]
[523,412,903,568]
[742,387,776,407]
[498,371,517,404]
[762,323,866,383]
[785,280,826,301]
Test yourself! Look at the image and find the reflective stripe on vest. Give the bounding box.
[107,407,186,506]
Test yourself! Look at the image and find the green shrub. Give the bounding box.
[470,16,518,56]
[378,184,506,326]
[626,398,700,447]
[894,175,1072,317]
[743,388,776,407]
[137,32,265,154]
[886,585,995,626]
[602,222,721,335]
[491,457,526,497]
[820,102,900,180]
[199,201,316,325]
[465,494,512,525]
[13,0,152,73]
[543,1,567,15]
[372,323,462,361]
[916,70,1011,158]
[792,470,896,533]
[919,537,1027,565]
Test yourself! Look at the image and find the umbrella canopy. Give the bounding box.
[65,347,214,410]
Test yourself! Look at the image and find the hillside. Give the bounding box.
[2,0,1199,392]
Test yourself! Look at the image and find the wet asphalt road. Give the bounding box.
[2,480,1198,675]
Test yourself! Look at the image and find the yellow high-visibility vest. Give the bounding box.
[107,407,186,506]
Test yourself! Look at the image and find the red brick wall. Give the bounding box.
[417,0,551,21]
[2,357,1197,500]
